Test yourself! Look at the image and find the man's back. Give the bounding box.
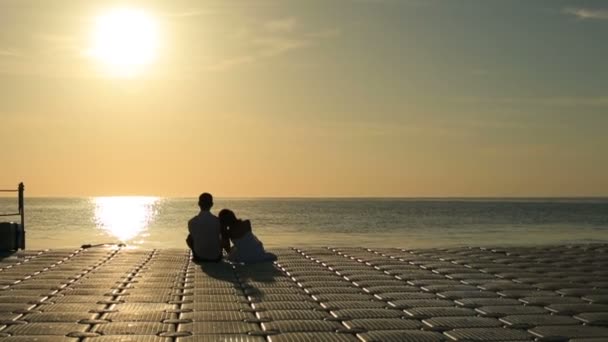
[188,211,221,260]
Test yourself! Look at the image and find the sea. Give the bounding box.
[1,197,607,250]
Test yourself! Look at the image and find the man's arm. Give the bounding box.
[186,234,193,249]
[187,218,194,234]
[186,219,194,250]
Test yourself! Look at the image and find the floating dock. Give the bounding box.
[1,245,608,341]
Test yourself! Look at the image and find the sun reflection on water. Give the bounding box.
[93,196,159,243]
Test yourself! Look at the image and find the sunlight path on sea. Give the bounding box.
[92,196,159,243]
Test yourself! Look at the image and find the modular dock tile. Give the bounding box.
[311,293,376,302]
[191,288,244,295]
[178,321,261,334]
[92,321,175,335]
[444,327,534,341]
[117,295,181,303]
[528,325,608,340]
[113,303,177,312]
[0,337,78,342]
[574,312,608,326]
[0,303,36,312]
[256,310,329,321]
[320,301,386,310]
[183,310,255,322]
[558,289,608,296]
[475,305,550,317]
[388,299,454,309]
[546,303,608,315]
[356,330,445,342]
[477,282,532,291]
[437,291,499,300]
[176,336,265,342]
[362,285,420,294]
[0,289,54,297]
[303,287,363,295]
[58,289,114,296]
[403,307,478,319]
[352,280,406,288]
[261,320,345,333]
[190,294,248,303]
[267,332,358,342]
[518,296,586,305]
[0,296,46,304]
[1,322,88,335]
[101,311,177,322]
[499,314,581,329]
[342,318,421,331]
[454,298,521,308]
[330,308,404,320]
[249,294,312,303]
[253,302,320,311]
[49,295,108,304]
[375,292,437,301]
[583,295,608,304]
[83,337,171,342]
[0,312,21,321]
[20,312,98,322]
[36,303,107,312]
[422,317,503,331]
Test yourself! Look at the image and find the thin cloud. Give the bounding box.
[0,32,90,77]
[0,48,20,57]
[528,96,608,107]
[207,37,309,71]
[264,17,297,32]
[208,55,255,71]
[208,17,339,72]
[164,9,214,18]
[254,37,310,57]
[563,8,608,20]
[306,28,342,39]
[455,96,608,107]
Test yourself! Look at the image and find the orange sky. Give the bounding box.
[1,1,607,197]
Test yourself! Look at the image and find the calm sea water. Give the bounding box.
[1,197,607,249]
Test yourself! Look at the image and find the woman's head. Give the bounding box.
[219,209,238,228]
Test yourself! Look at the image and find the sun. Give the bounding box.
[89,8,159,77]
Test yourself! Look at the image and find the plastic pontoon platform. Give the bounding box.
[1,244,608,341]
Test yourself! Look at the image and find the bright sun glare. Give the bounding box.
[93,196,159,243]
[89,8,159,77]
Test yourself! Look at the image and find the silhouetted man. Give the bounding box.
[186,193,226,262]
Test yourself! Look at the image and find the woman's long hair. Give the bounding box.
[219,209,238,228]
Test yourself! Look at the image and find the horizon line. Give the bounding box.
[4,195,608,200]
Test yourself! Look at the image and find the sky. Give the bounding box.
[1,0,607,197]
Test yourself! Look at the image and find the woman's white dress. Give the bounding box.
[227,231,276,263]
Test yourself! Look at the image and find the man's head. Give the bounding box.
[198,193,213,211]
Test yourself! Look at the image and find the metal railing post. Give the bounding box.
[18,182,25,249]
[18,182,24,227]
[0,182,25,250]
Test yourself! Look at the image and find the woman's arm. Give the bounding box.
[229,220,252,240]
[220,226,231,253]
[243,220,252,233]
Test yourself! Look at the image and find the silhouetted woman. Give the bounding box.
[218,209,277,263]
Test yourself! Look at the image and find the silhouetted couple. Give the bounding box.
[186,193,277,263]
